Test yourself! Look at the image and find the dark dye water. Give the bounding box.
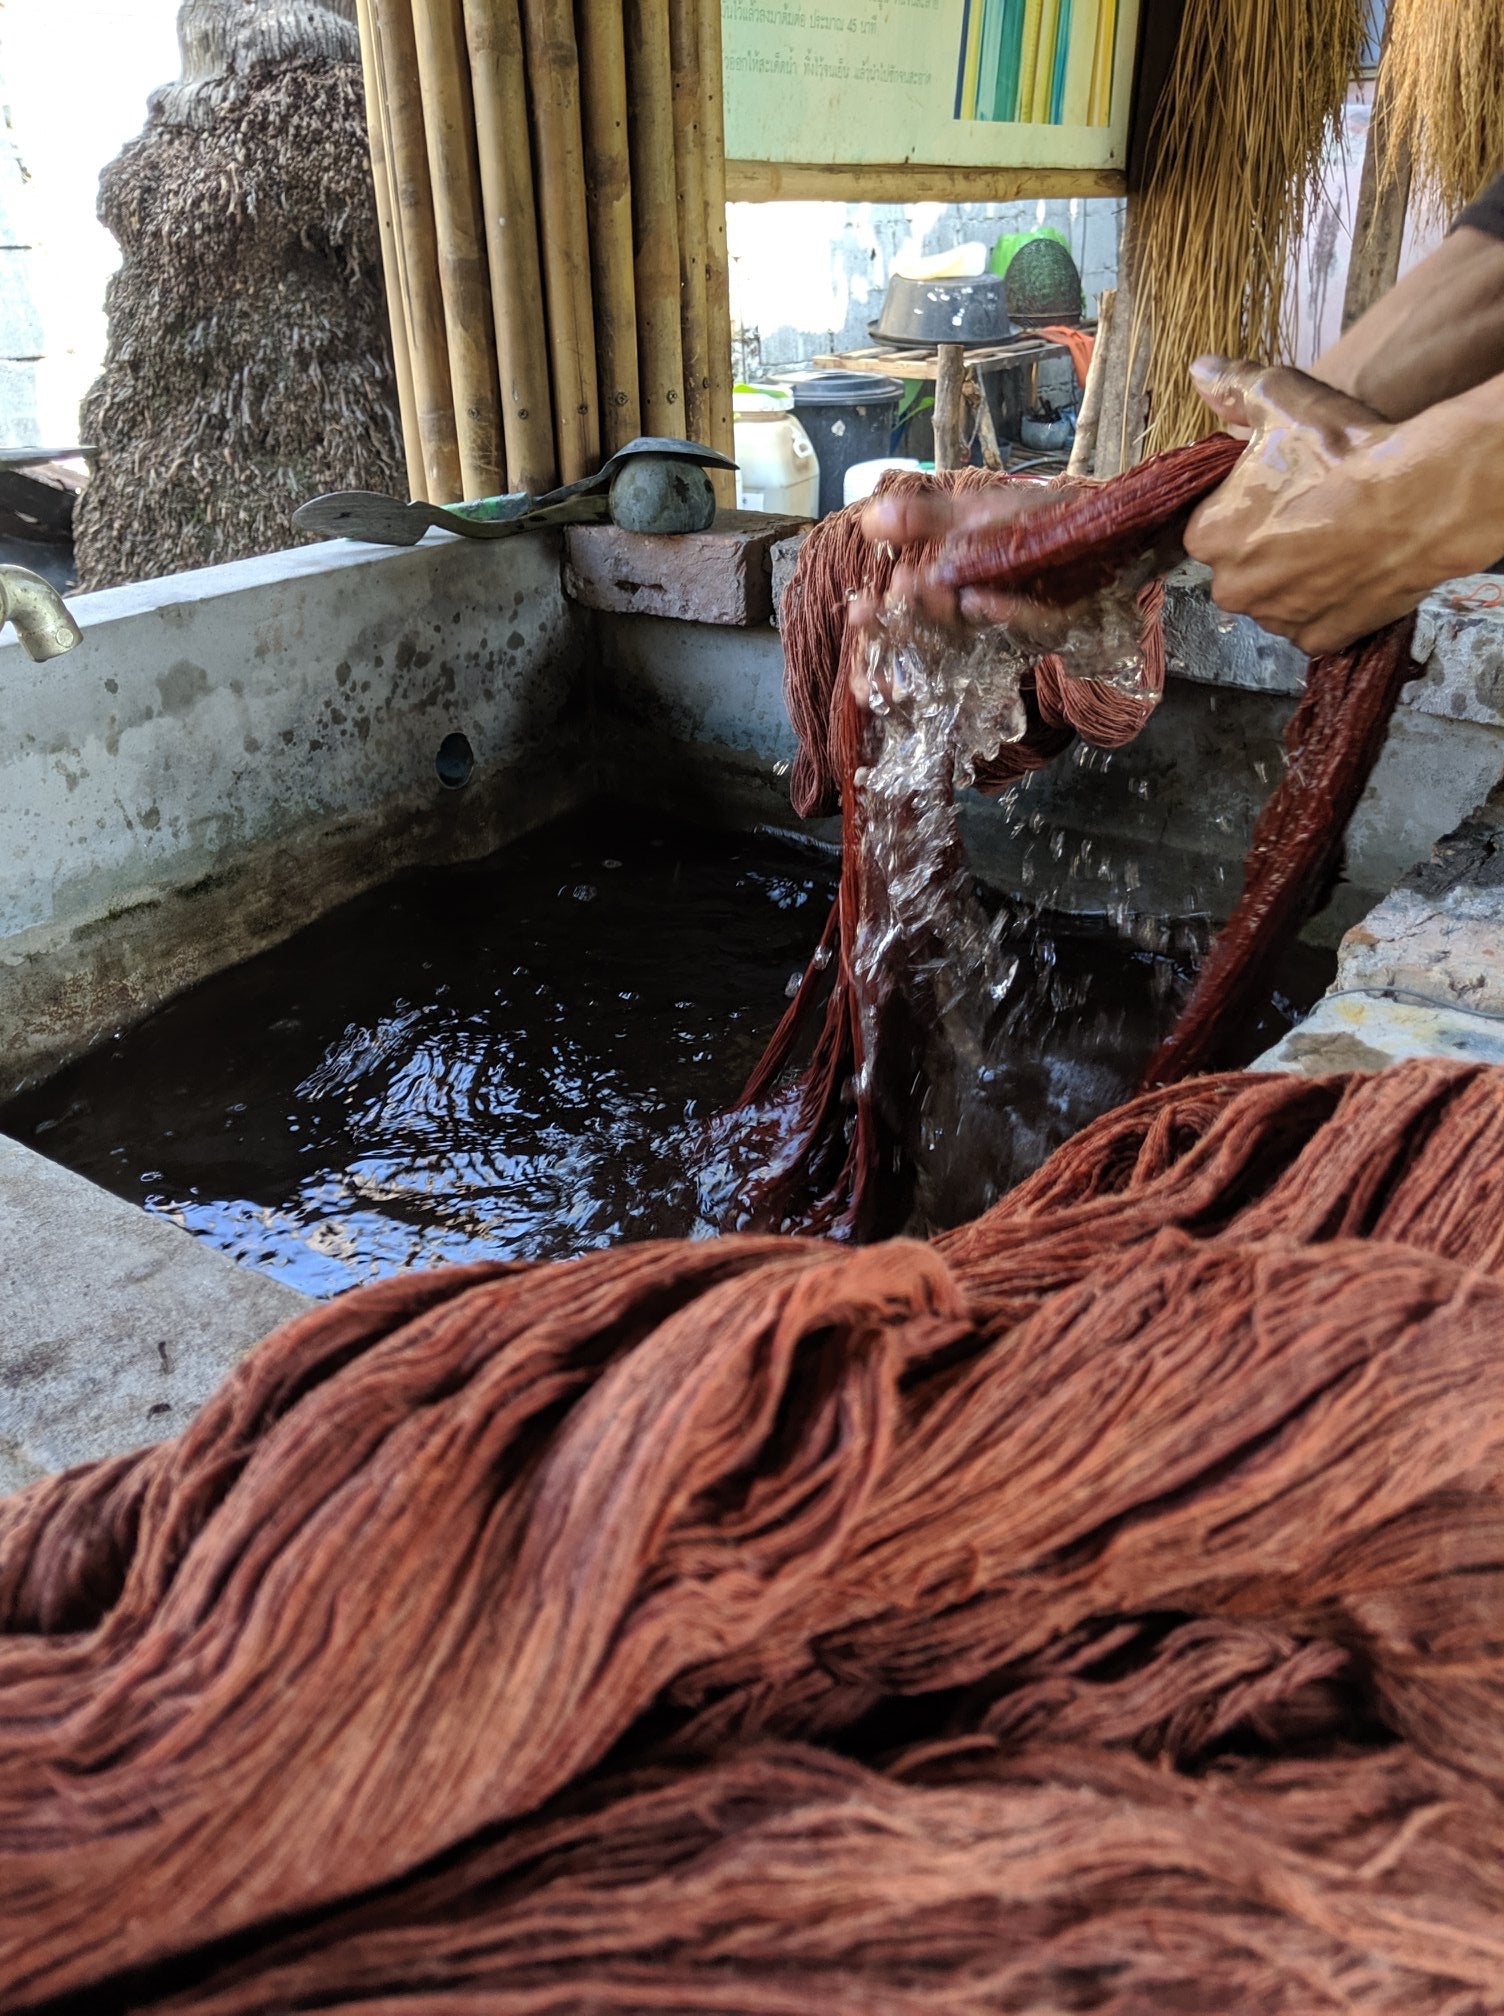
[2,807,1330,1296]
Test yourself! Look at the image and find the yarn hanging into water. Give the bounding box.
[736,439,1415,1234]
[2,1056,1504,2011]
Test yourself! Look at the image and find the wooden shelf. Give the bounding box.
[810,335,1076,383]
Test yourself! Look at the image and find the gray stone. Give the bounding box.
[1338,782,1504,1011]
[770,530,811,631]
[0,1132,309,1489]
[1406,578,1504,730]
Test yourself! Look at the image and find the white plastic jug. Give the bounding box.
[733,386,820,518]
[843,455,925,506]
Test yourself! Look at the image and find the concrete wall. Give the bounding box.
[0,531,592,1096]
[594,567,1504,945]
[5,524,1504,1104]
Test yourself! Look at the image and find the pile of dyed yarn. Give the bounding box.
[3,445,1495,2016]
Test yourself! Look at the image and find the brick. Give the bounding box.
[564,509,810,627]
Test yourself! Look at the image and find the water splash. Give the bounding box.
[848,600,1173,1227]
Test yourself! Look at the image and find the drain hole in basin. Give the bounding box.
[436,732,474,789]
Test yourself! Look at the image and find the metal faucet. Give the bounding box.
[0,564,82,661]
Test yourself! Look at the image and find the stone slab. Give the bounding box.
[565,511,810,626]
[770,530,811,631]
[1252,989,1504,1078]
[0,1133,310,1490]
[1338,782,1504,1012]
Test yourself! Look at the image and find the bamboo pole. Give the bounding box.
[369,0,463,501]
[412,0,507,498]
[464,0,558,493]
[354,0,424,498]
[519,0,600,482]
[624,0,685,435]
[667,0,710,445]
[575,0,641,454]
[696,0,735,502]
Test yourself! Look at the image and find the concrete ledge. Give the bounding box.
[0,530,591,1097]
[0,1133,309,1490]
[1259,783,1504,1074]
[565,510,809,626]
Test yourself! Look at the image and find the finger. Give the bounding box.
[957,589,1076,649]
[846,588,882,633]
[1189,355,1259,432]
[861,493,959,549]
[1194,357,1382,447]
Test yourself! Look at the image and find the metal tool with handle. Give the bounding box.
[293,438,737,547]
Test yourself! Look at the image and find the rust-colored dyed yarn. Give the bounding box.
[3,1057,1504,2011]
[745,439,1416,1233]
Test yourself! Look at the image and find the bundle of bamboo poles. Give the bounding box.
[354,0,736,502]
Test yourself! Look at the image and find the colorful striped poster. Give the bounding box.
[954,0,1118,126]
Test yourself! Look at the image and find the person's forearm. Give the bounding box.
[1313,227,1504,422]
[1372,366,1504,586]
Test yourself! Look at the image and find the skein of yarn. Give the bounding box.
[2,1058,1504,2010]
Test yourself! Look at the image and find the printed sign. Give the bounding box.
[722,0,1142,178]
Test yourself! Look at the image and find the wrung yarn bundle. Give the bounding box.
[741,438,1417,1235]
[2,1056,1504,2011]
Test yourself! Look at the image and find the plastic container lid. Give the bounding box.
[733,384,794,414]
[779,369,904,408]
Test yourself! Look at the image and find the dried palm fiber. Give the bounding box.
[1380,0,1504,220]
[72,0,404,590]
[736,441,1416,1236]
[3,1058,1504,2009]
[1129,0,1365,453]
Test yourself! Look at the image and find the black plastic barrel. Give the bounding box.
[779,371,904,519]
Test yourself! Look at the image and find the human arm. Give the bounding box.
[1314,191,1504,420]
[1181,359,1504,655]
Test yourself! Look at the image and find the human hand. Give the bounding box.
[1183,357,1469,655]
[847,485,1079,707]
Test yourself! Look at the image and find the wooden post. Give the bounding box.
[934,344,965,471]
[973,374,1005,471]
[520,0,601,482]
[624,0,686,436]
[1094,222,1149,477]
[1342,21,1412,333]
[667,0,711,445]
[412,0,507,498]
[1067,285,1113,477]
[369,0,463,502]
[575,0,642,454]
[697,0,736,503]
[354,0,424,498]
[465,0,558,494]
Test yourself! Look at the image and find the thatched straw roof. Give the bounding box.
[73,0,403,589]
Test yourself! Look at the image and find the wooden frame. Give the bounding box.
[725,161,1123,201]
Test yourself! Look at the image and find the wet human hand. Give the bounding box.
[1182,356,1493,655]
[848,486,1079,707]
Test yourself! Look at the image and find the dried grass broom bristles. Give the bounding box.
[1381,0,1504,222]
[73,0,404,589]
[1131,0,1366,453]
